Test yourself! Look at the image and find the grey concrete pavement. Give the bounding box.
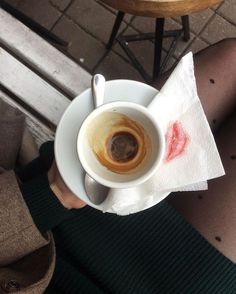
[3,0,236,83]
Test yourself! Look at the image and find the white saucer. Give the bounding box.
[55,79,169,213]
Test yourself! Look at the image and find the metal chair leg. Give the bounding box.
[181,15,190,42]
[107,11,125,49]
[153,18,165,81]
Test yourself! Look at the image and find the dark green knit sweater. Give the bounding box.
[17,142,236,294]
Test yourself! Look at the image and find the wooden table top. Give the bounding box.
[101,0,223,17]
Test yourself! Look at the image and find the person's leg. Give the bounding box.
[157,39,236,262]
[168,111,236,263]
[153,38,236,131]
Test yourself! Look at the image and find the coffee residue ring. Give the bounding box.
[95,126,148,174]
[107,131,139,162]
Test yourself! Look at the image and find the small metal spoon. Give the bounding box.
[84,74,109,205]
[85,173,109,205]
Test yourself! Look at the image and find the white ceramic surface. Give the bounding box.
[77,101,165,189]
[55,79,169,213]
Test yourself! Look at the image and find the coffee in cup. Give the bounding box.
[77,101,165,189]
[86,111,151,174]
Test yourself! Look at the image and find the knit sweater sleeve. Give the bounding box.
[16,141,74,234]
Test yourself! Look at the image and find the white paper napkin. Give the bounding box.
[101,52,225,215]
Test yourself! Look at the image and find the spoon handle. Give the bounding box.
[91,74,106,108]
[84,74,108,205]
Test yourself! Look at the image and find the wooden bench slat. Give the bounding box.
[0,8,91,97]
[0,46,70,126]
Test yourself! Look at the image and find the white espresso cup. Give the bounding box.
[77,101,165,189]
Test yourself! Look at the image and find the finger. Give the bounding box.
[71,200,87,209]
[63,193,87,209]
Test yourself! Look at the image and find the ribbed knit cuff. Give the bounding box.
[15,141,55,183]
[20,173,73,234]
[15,157,45,182]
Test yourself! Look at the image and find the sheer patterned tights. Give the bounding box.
[154,39,236,262]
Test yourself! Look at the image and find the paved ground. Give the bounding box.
[4,0,236,83]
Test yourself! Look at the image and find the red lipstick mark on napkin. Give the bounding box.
[165,121,189,162]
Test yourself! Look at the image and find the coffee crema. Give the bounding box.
[87,112,151,174]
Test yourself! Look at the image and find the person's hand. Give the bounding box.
[48,161,86,209]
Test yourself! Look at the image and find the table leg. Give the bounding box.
[107,11,125,49]
[181,15,190,42]
[153,18,165,81]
